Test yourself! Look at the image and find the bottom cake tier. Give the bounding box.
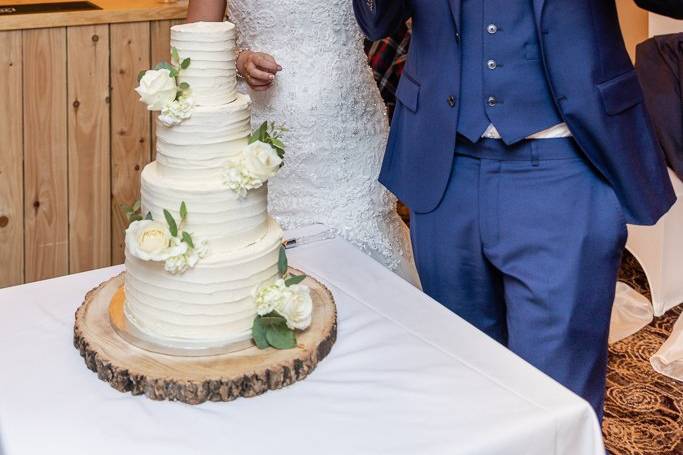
[123,217,283,348]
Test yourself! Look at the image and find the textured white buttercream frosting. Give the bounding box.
[140,162,270,253]
[155,93,251,181]
[171,21,237,106]
[124,21,285,348]
[124,219,283,345]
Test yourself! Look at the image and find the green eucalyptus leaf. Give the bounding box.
[284,274,306,287]
[137,70,147,82]
[278,245,288,276]
[129,213,143,222]
[257,121,268,141]
[171,47,180,64]
[265,324,297,349]
[180,201,188,221]
[181,57,191,70]
[178,82,190,90]
[163,209,178,237]
[252,317,269,349]
[271,138,285,150]
[181,231,194,249]
[154,62,174,72]
[145,211,153,220]
[259,311,287,326]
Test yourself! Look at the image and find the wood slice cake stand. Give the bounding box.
[73,269,337,404]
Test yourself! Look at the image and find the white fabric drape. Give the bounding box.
[651,313,683,380]
[0,234,604,455]
[609,282,654,345]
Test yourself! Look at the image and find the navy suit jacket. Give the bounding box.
[354,0,681,225]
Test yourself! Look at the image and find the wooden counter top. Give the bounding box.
[0,0,187,31]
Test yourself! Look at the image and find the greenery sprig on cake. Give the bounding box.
[135,47,193,127]
[125,201,208,274]
[222,122,288,197]
[251,245,313,350]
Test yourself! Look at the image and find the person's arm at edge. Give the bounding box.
[353,0,411,41]
[186,0,280,91]
[186,0,227,23]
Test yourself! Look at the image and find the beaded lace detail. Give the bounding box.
[227,0,413,274]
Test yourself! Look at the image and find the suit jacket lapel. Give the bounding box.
[532,0,546,26]
[448,0,461,33]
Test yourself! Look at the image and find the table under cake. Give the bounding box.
[0,234,604,455]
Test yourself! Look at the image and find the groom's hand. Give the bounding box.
[237,51,282,91]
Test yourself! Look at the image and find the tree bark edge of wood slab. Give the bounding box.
[73,272,337,405]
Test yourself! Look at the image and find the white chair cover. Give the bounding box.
[625,168,683,317]
[609,282,654,345]
[612,168,683,380]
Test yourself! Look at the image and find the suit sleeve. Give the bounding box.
[634,0,683,19]
[353,0,411,41]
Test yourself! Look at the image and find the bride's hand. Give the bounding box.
[237,51,282,91]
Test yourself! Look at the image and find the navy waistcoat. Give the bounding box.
[456,0,564,144]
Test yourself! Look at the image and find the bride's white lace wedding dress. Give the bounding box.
[228,0,418,284]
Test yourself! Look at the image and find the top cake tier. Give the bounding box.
[171,21,237,107]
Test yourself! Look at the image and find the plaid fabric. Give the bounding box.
[364,20,412,120]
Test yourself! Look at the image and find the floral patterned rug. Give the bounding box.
[606,251,683,455]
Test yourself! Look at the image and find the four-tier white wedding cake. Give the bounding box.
[123,22,286,351]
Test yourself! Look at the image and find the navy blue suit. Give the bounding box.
[354,0,681,422]
[354,0,678,223]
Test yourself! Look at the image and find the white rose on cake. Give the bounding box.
[278,284,313,330]
[125,220,187,261]
[253,279,313,331]
[242,141,283,182]
[158,96,193,127]
[135,69,177,111]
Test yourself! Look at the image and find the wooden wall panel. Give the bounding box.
[67,25,111,274]
[150,19,184,160]
[0,31,24,287]
[23,28,69,283]
[110,22,151,265]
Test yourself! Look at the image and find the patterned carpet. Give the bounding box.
[606,251,683,455]
[397,206,683,454]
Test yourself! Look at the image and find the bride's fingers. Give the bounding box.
[253,53,281,73]
[246,62,276,83]
[251,84,272,92]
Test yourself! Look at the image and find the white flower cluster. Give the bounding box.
[135,68,193,126]
[159,96,194,127]
[125,220,208,274]
[222,141,283,197]
[254,279,313,331]
[163,238,208,274]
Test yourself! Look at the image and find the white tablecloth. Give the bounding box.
[0,235,604,455]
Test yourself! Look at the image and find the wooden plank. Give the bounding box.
[0,31,24,288]
[23,28,69,283]
[67,25,111,274]
[110,22,151,265]
[0,1,186,32]
[149,18,184,160]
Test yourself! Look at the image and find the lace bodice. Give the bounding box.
[227,0,414,276]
